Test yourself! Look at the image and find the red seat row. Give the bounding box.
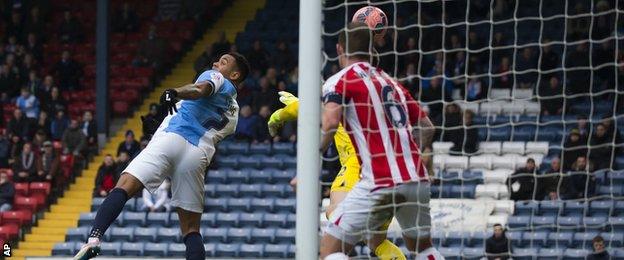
[13,182,51,197]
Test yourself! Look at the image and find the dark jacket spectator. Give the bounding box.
[80,111,98,150]
[0,171,15,212]
[508,158,537,201]
[246,40,270,74]
[0,64,19,98]
[587,235,610,260]
[420,77,448,117]
[564,156,596,199]
[94,155,119,197]
[235,105,257,141]
[43,87,67,116]
[562,129,587,171]
[140,104,163,140]
[12,143,38,183]
[193,45,214,76]
[515,48,537,88]
[35,111,51,137]
[485,224,511,260]
[252,106,272,144]
[565,43,590,95]
[35,141,59,183]
[493,57,512,89]
[62,119,86,156]
[0,132,10,168]
[58,11,83,43]
[114,3,139,32]
[7,109,33,140]
[25,33,43,62]
[271,41,295,74]
[53,51,82,90]
[537,157,562,200]
[589,124,614,170]
[538,76,564,115]
[115,152,131,175]
[117,130,141,158]
[251,77,279,112]
[37,75,55,103]
[539,41,559,78]
[51,110,70,141]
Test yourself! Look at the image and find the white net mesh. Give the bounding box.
[320,0,624,258]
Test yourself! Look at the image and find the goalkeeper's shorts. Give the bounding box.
[330,164,361,193]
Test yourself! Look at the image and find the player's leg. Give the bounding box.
[320,232,355,259]
[177,208,204,260]
[367,222,406,260]
[395,182,444,259]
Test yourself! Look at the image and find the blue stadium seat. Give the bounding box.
[216,184,239,197]
[431,230,445,247]
[445,231,467,247]
[143,242,167,257]
[262,184,285,197]
[250,143,272,154]
[507,216,532,229]
[78,212,97,226]
[110,227,133,242]
[147,212,170,227]
[614,201,624,216]
[204,184,218,197]
[538,248,563,259]
[563,248,590,260]
[275,228,296,244]
[240,213,263,227]
[600,232,624,248]
[124,198,136,211]
[249,169,272,183]
[52,242,75,255]
[531,216,557,229]
[264,213,287,227]
[613,248,624,258]
[439,247,462,260]
[251,198,275,212]
[463,247,484,259]
[572,232,599,248]
[584,216,608,231]
[275,154,296,169]
[273,142,295,155]
[66,227,89,242]
[100,242,122,256]
[597,184,624,196]
[430,185,441,198]
[506,231,524,248]
[166,243,186,257]
[470,231,488,247]
[156,227,180,243]
[205,198,229,212]
[239,184,263,197]
[121,242,143,256]
[287,244,296,258]
[272,169,295,183]
[539,200,564,215]
[512,247,537,260]
[440,171,460,184]
[462,170,484,185]
[564,201,587,216]
[227,227,251,243]
[133,227,157,242]
[523,231,548,247]
[217,156,239,169]
[226,169,248,183]
[216,212,239,227]
[593,169,610,185]
[275,198,296,213]
[239,243,264,257]
[226,142,249,155]
[207,168,229,183]
[611,170,624,184]
[450,184,475,198]
[122,212,146,227]
[264,244,288,258]
[201,213,217,227]
[286,213,296,228]
[91,197,105,211]
[251,228,275,243]
[547,231,573,248]
[240,154,264,169]
[515,201,539,216]
[590,200,613,217]
[609,216,624,232]
[203,227,227,243]
[261,156,284,169]
[557,216,582,228]
[227,198,251,212]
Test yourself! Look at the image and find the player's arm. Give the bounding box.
[160,70,225,114]
[415,116,435,149]
[320,102,342,153]
[268,91,299,137]
[171,81,215,100]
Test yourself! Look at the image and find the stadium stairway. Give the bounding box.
[11,1,266,258]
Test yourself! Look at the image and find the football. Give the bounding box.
[352,6,388,39]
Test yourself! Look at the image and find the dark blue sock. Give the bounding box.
[88,188,129,239]
[183,232,205,260]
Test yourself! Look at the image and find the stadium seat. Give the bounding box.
[217,156,239,169]
[572,232,599,248]
[204,184,218,197]
[538,248,564,259]
[600,232,624,248]
[445,231,467,247]
[133,227,157,242]
[482,169,513,184]
[239,213,263,227]
[2,210,32,226]
[226,169,248,183]
[249,143,272,154]
[614,200,624,216]
[469,155,492,169]
[439,247,462,260]
[479,141,502,155]
[251,228,275,243]
[121,242,144,256]
[515,201,539,216]
[540,200,564,215]
[532,216,556,229]
[272,169,295,183]
[275,228,296,244]
[463,247,485,259]
[156,227,180,243]
[249,169,272,183]
[264,213,287,228]
[512,247,537,260]
[523,231,549,247]
[122,212,146,227]
[564,201,587,216]
[609,216,624,232]
[445,156,469,169]
[203,227,227,243]
[205,198,229,212]
[52,242,75,255]
[204,243,217,257]
[589,200,613,217]
[433,142,454,154]
[110,227,133,242]
[239,154,262,169]
[29,182,51,196]
[217,212,239,227]
[260,156,283,169]
[547,231,573,248]
[584,216,608,231]
[502,141,525,154]
[78,212,97,226]
[100,242,122,256]
[275,198,296,212]
[227,227,251,243]
[216,184,239,197]
[239,243,264,257]
[264,244,288,258]
[66,227,89,242]
[469,231,488,247]
[226,142,249,155]
[14,183,29,196]
[167,243,186,257]
[207,168,229,183]
[143,242,167,257]
[228,198,251,212]
[14,196,40,212]
[557,216,582,229]
[507,216,532,230]
[251,198,275,212]
[491,155,516,170]
[146,212,170,227]
[272,142,295,155]
[201,213,217,227]
[239,183,263,197]
[525,142,549,155]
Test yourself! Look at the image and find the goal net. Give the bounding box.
[319,0,624,258]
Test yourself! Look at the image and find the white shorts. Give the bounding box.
[123,131,213,213]
[326,181,431,245]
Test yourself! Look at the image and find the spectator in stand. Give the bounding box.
[246,39,269,75]
[0,131,9,168]
[235,105,256,141]
[537,157,562,200]
[465,73,485,101]
[592,0,615,41]
[50,110,70,141]
[80,111,98,156]
[564,156,596,199]
[117,130,141,158]
[0,171,14,212]
[0,64,19,99]
[141,179,171,212]
[58,10,83,43]
[8,135,23,167]
[140,103,162,140]
[563,129,587,171]
[25,7,45,43]
[539,39,559,78]
[37,75,55,105]
[12,142,37,183]
[114,3,139,33]
[587,235,610,260]
[493,56,512,89]
[20,55,38,83]
[252,105,272,144]
[251,77,279,112]
[54,50,82,90]
[566,43,590,96]
[272,40,294,74]
[35,141,58,183]
[485,223,511,260]
[507,158,537,201]
[441,103,462,149]
[576,114,589,137]
[420,77,447,116]
[33,109,51,137]
[589,123,613,170]
[25,33,43,62]
[274,121,297,143]
[94,154,118,197]
[7,109,33,140]
[193,45,214,76]
[601,115,623,146]
[62,119,86,157]
[16,87,39,119]
[211,31,231,58]
[538,76,564,115]
[32,129,48,152]
[515,48,537,89]
[115,151,130,174]
[567,3,590,41]
[135,25,167,73]
[25,71,42,97]
[44,87,67,115]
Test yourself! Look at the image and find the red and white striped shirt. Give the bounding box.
[323,62,428,189]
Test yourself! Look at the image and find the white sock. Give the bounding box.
[87,237,100,244]
[415,247,445,260]
[324,252,349,260]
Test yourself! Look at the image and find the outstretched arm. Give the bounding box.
[320,102,342,153]
[172,81,215,100]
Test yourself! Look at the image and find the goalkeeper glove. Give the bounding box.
[268,91,300,137]
[278,91,299,106]
[160,89,178,115]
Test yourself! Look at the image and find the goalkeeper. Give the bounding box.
[268,91,406,260]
